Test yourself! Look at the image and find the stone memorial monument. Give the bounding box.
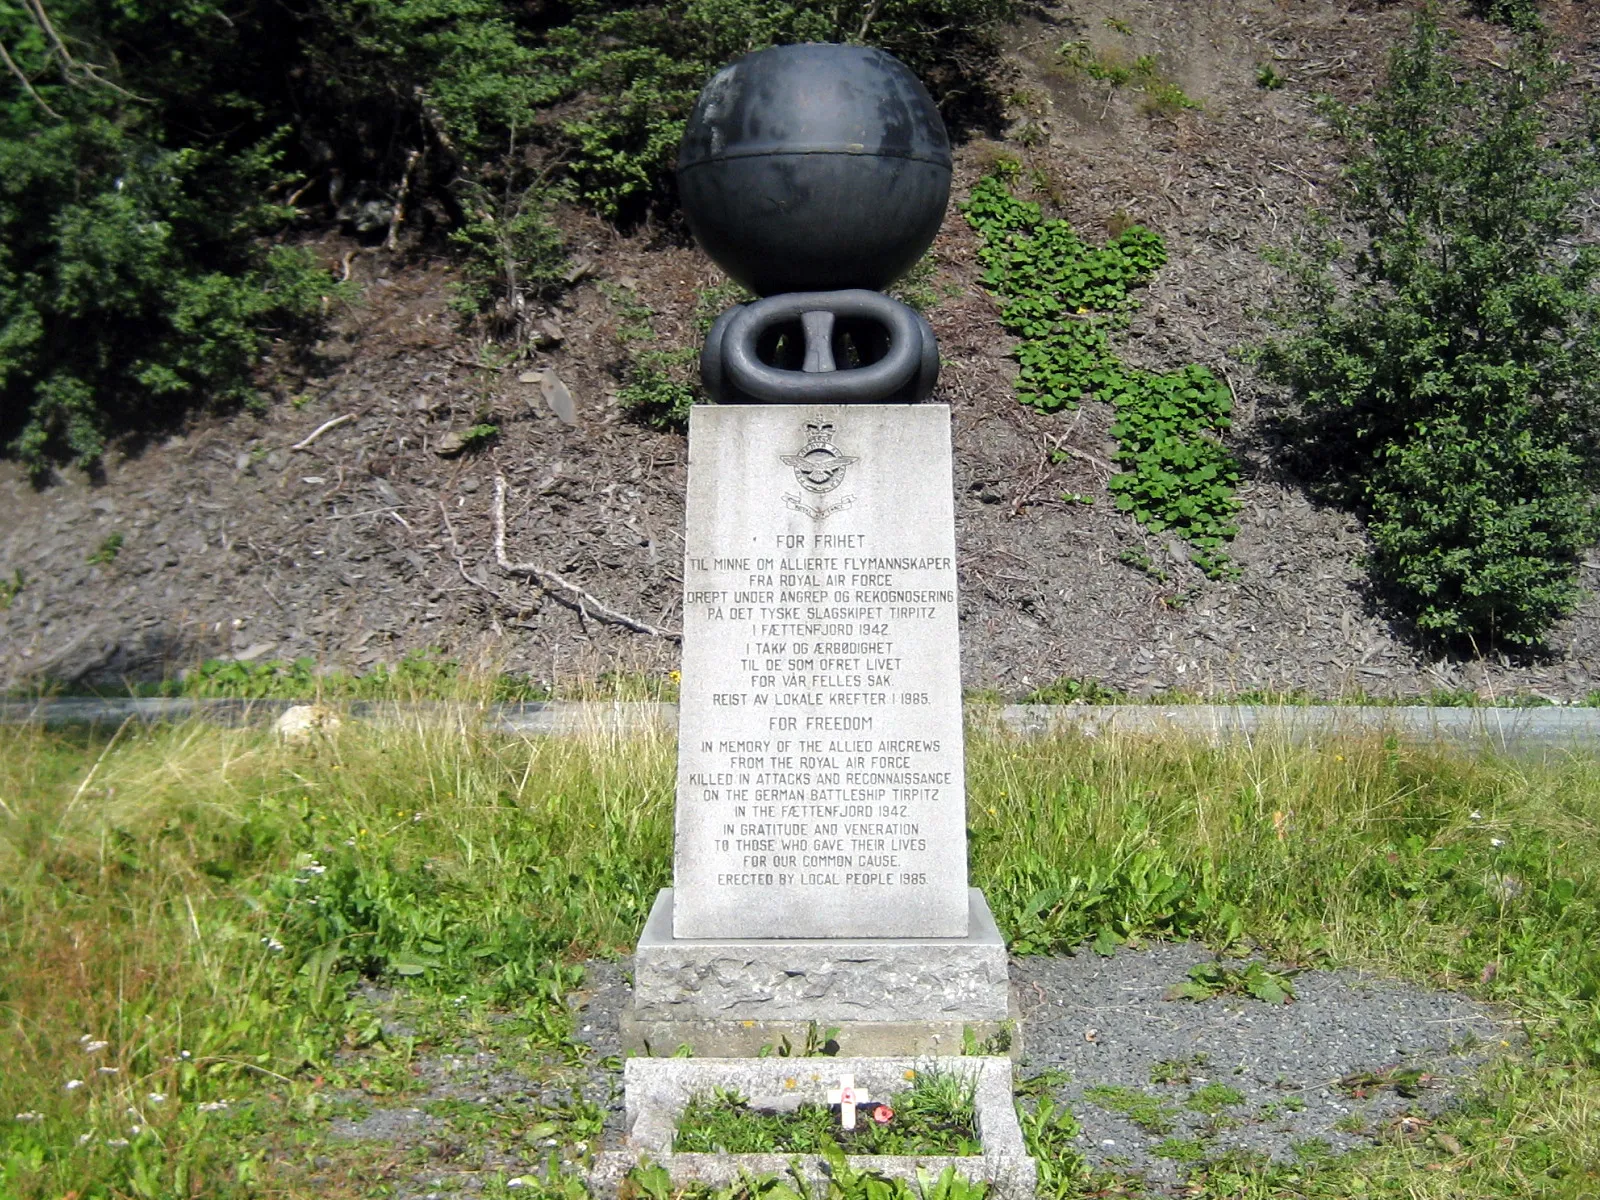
[620,43,1016,1060]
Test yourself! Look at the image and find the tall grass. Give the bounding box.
[1,713,1597,1196]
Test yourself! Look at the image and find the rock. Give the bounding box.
[315,339,357,364]
[532,318,564,348]
[234,642,277,662]
[434,430,469,457]
[540,372,577,426]
[517,370,542,385]
[275,704,341,745]
[562,257,594,285]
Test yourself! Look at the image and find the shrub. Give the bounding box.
[2,0,1017,474]
[0,3,338,477]
[1256,13,1600,647]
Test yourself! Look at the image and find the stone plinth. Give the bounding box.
[588,1056,1035,1198]
[622,888,1017,1057]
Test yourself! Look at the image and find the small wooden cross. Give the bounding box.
[825,1073,871,1130]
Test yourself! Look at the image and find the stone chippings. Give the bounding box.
[588,1055,1035,1199]
[1012,941,1510,1185]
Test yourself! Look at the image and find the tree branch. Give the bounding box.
[492,476,680,640]
[0,37,58,118]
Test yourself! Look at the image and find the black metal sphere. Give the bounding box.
[677,44,952,297]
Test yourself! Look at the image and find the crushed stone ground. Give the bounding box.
[312,949,1509,1198]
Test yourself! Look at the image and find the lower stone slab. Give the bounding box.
[620,1007,1020,1059]
[633,886,1009,1011]
[589,1055,1035,1199]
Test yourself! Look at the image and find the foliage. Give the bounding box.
[1163,960,1299,1005]
[1,0,1016,475]
[1022,676,1126,704]
[0,568,23,608]
[616,282,752,432]
[1058,38,1199,114]
[675,1072,980,1156]
[1470,0,1543,30]
[1256,13,1600,647]
[1015,1095,1086,1200]
[963,169,1240,576]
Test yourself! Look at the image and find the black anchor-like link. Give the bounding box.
[702,289,939,405]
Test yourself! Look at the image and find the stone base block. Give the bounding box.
[588,1056,1034,1199]
[623,888,1017,1057]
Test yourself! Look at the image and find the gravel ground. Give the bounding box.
[1011,942,1510,1185]
[312,949,1509,1197]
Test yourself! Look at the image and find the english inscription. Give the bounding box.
[673,405,968,939]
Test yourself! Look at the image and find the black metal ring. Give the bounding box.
[722,289,923,404]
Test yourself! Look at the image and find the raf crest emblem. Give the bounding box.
[782,418,858,494]
[781,417,857,520]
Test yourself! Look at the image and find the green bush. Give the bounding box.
[1257,14,1600,647]
[0,3,340,477]
[2,0,1016,475]
[1470,0,1542,30]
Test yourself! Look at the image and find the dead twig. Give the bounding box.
[492,476,680,640]
[385,148,422,252]
[290,414,355,451]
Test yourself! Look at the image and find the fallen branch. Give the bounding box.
[493,476,680,640]
[290,413,355,451]
[385,147,422,252]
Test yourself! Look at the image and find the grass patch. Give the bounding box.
[1186,1083,1245,1114]
[1081,1085,1179,1135]
[674,1071,980,1156]
[0,718,1598,1196]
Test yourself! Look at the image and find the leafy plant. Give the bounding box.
[1058,36,1199,115]
[963,170,1240,576]
[0,569,23,609]
[458,423,500,451]
[1150,1054,1208,1086]
[1151,1136,1207,1162]
[1016,1095,1085,1200]
[1256,13,1600,647]
[757,1022,840,1058]
[1163,960,1298,1005]
[86,533,124,566]
[1023,676,1125,704]
[1470,0,1543,30]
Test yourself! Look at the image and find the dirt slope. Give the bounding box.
[4,0,1599,700]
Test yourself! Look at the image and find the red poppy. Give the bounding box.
[872,1105,894,1125]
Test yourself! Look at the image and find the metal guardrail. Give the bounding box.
[3,698,1599,751]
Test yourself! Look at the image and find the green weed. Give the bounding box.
[1150,1054,1207,1086]
[674,1071,981,1156]
[0,568,23,609]
[963,171,1240,576]
[1164,960,1299,1005]
[1186,1083,1246,1113]
[86,533,124,566]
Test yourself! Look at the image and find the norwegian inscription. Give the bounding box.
[674,404,969,939]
